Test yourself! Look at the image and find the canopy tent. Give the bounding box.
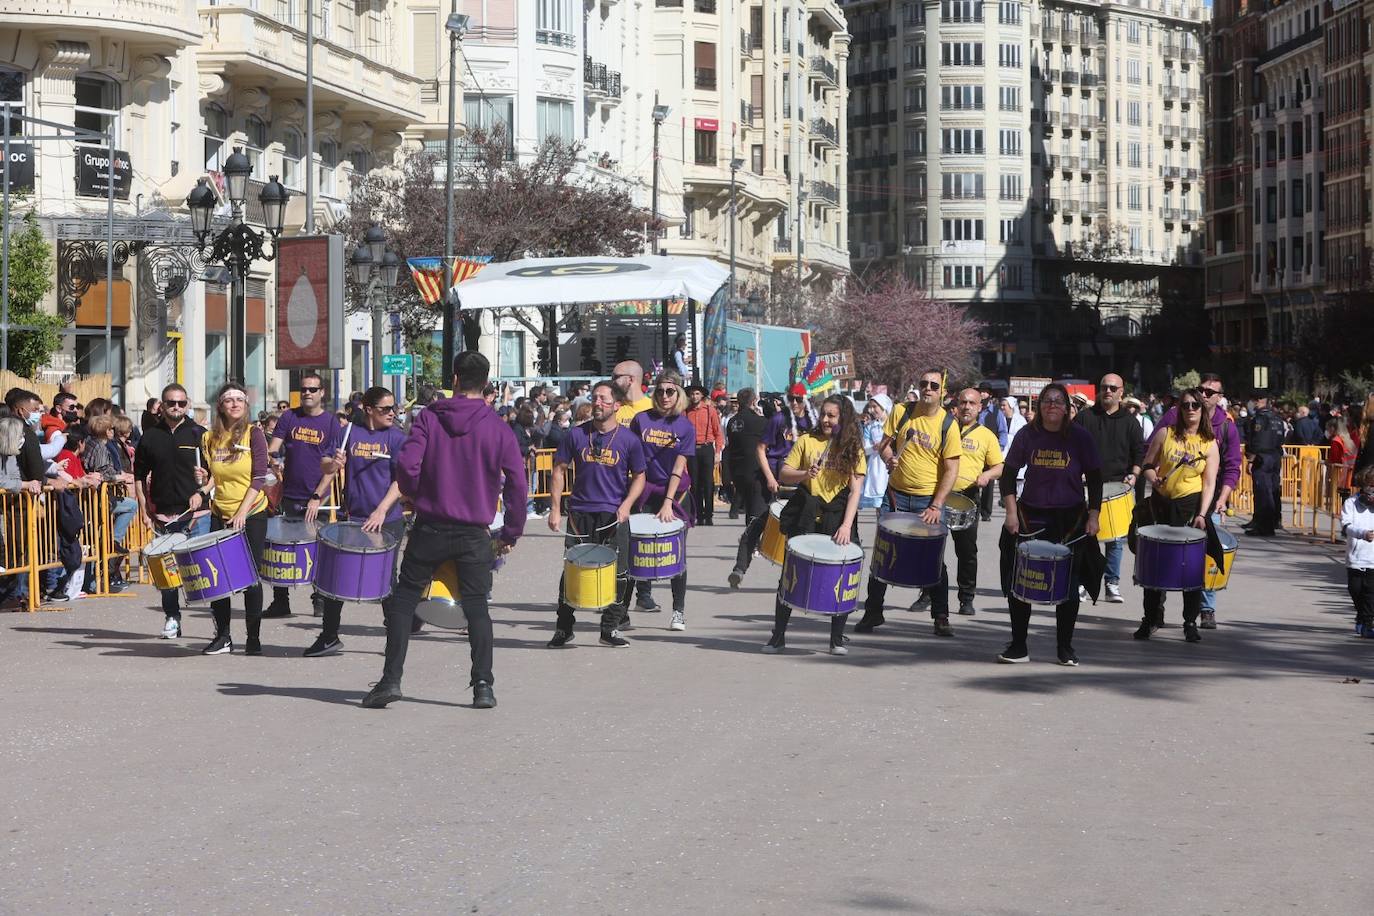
[452,255,729,310]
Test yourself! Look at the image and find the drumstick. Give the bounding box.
[338,422,353,455]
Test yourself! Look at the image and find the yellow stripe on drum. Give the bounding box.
[1098,482,1135,541]
[147,553,182,590]
[564,544,618,611]
[415,561,468,629]
[759,500,788,566]
[1204,545,1236,591]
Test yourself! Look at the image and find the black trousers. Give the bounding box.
[951,504,980,605]
[380,518,495,687]
[978,481,996,519]
[1349,568,1374,627]
[1002,504,1083,649]
[316,518,408,640]
[1251,454,1281,534]
[1141,493,1204,625]
[771,516,860,643]
[273,497,321,611]
[690,446,716,523]
[556,510,633,634]
[732,468,771,575]
[210,511,269,638]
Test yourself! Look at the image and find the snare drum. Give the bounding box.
[258,517,318,587]
[174,528,260,604]
[627,514,687,581]
[1134,524,1207,592]
[871,513,946,588]
[1203,527,1238,591]
[778,534,864,616]
[759,500,788,566]
[564,544,618,611]
[143,532,187,591]
[415,561,468,629]
[315,522,400,603]
[1098,482,1135,541]
[1011,540,1073,606]
[942,492,979,530]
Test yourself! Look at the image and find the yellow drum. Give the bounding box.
[759,500,788,566]
[415,561,467,629]
[1204,528,1238,591]
[1098,482,1135,541]
[564,544,618,610]
[144,532,188,591]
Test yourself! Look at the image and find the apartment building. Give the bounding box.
[1322,0,1367,304]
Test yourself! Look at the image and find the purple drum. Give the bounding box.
[1011,540,1073,606]
[315,522,400,603]
[871,513,946,589]
[258,518,318,587]
[778,534,864,616]
[174,528,260,604]
[1134,524,1207,591]
[627,513,687,581]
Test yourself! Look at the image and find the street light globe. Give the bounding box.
[222,146,252,206]
[380,250,401,290]
[365,223,388,264]
[350,243,374,286]
[258,176,289,237]
[186,177,216,237]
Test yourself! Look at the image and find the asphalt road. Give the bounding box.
[2,507,1371,915]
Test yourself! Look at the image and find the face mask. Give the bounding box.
[25,412,41,428]
[62,409,78,423]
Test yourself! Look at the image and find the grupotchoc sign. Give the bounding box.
[0,143,34,192]
[75,147,132,199]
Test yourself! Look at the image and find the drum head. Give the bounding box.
[566,543,616,567]
[1102,482,1131,499]
[878,512,945,539]
[786,533,863,564]
[769,500,786,519]
[1215,527,1238,551]
[944,492,976,513]
[1138,524,1206,544]
[181,527,243,551]
[146,532,188,555]
[267,517,319,544]
[628,513,684,536]
[415,597,468,629]
[319,521,397,553]
[1018,539,1071,560]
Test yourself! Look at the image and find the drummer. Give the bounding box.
[725,388,780,589]
[1135,386,1219,643]
[999,383,1102,666]
[628,371,696,632]
[762,394,866,656]
[303,386,407,658]
[361,353,528,710]
[132,383,209,639]
[854,369,961,636]
[1073,372,1143,604]
[946,388,1004,616]
[547,380,647,648]
[190,383,273,656]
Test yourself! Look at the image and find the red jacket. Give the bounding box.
[685,402,722,453]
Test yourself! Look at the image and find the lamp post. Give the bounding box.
[186,147,289,387]
[441,9,470,381]
[1275,266,1286,392]
[350,225,400,384]
[651,99,670,247]
[728,156,744,307]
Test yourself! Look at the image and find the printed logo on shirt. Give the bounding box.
[906,428,934,449]
[292,426,326,445]
[352,440,390,460]
[641,427,679,450]
[1030,447,1071,470]
[580,445,622,468]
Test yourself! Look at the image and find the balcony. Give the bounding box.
[1063,112,1079,128]
[1081,73,1098,88]
[1079,31,1099,50]
[1080,115,1098,130]
[1162,124,1180,140]
[694,0,716,12]
[198,7,425,125]
[584,57,624,102]
[810,179,840,206]
[1258,26,1323,67]
[1063,71,1080,85]
[1161,41,1179,59]
[1180,88,1199,104]
[695,68,717,91]
[1182,127,1201,142]
[809,56,839,86]
[1044,111,1060,127]
[1043,25,1060,43]
[1182,208,1200,222]
[1162,86,1180,101]
[1045,68,1061,82]
[774,237,793,253]
[1162,207,1181,222]
[809,117,838,147]
[740,101,762,127]
[1161,165,1182,180]
[17,0,200,46]
[1063,199,1081,214]
[536,30,576,48]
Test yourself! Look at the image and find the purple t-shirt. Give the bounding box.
[345,424,407,522]
[1003,424,1102,508]
[764,411,792,468]
[274,408,338,500]
[555,421,647,515]
[629,411,696,488]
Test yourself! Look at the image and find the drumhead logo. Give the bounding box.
[509,263,652,278]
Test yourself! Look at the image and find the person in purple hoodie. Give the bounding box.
[361,352,528,711]
[304,386,408,659]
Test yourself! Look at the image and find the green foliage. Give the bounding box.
[1171,369,1200,391]
[1338,368,1374,401]
[2,207,61,377]
[410,337,443,389]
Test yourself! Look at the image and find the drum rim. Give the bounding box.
[566,543,617,565]
[178,527,247,551]
[876,514,946,538]
[1016,539,1072,558]
[318,521,398,554]
[1137,524,1207,543]
[266,517,321,544]
[785,533,863,562]
[314,584,392,603]
[944,492,977,511]
[1101,481,1133,499]
[145,532,189,554]
[181,581,256,602]
[627,513,686,536]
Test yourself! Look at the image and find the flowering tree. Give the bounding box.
[815,271,986,390]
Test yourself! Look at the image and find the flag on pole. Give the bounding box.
[800,352,835,395]
[405,256,493,305]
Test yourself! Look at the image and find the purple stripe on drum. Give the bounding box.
[1134,525,1207,592]
[628,528,686,581]
[779,535,864,616]
[174,529,260,604]
[258,540,317,587]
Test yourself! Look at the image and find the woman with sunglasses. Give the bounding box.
[998,383,1103,666]
[191,383,272,655]
[1135,386,1219,643]
[627,371,698,632]
[301,386,408,657]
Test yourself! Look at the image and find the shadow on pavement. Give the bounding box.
[216,682,465,708]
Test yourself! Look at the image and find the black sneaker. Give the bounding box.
[933,616,955,637]
[599,630,631,647]
[1184,623,1202,643]
[202,632,233,655]
[1133,619,1158,640]
[728,569,743,590]
[761,633,786,654]
[1056,646,1079,667]
[909,593,931,612]
[854,613,886,633]
[997,642,1029,663]
[635,593,658,612]
[261,600,292,619]
[473,681,496,709]
[47,590,72,604]
[361,682,402,709]
[244,638,262,656]
[548,629,574,648]
[957,601,976,616]
[303,635,342,657]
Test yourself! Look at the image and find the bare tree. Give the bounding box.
[1061,221,1135,327]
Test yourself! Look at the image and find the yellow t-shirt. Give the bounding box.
[616,395,653,427]
[785,431,867,504]
[955,424,1004,490]
[1156,429,1207,499]
[885,405,962,495]
[202,427,269,519]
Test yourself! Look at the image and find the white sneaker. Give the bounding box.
[1105,583,1124,603]
[669,610,686,631]
[1078,585,1090,601]
[161,617,181,639]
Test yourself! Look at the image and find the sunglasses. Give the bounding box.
[1101,384,1121,392]
[163,399,188,408]
[1201,387,1222,397]
[919,380,941,390]
[371,404,397,413]
[1181,401,1202,410]
[653,387,679,397]
[300,386,322,393]
[1041,398,1067,407]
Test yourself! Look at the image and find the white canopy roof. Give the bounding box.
[453,255,729,310]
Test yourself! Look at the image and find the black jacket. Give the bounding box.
[1074,405,1144,482]
[18,426,45,482]
[133,417,205,516]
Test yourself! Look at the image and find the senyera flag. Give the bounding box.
[406,256,492,305]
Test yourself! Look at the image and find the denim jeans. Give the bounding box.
[863,491,949,618]
[156,513,211,618]
[110,497,138,544]
[1200,512,1221,613]
[1103,537,1125,586]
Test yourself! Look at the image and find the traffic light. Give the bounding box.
[536,339,552,374]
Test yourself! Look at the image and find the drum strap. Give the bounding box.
[886,411,955,508]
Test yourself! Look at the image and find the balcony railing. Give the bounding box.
[1162,207,1181,221]
[774,237,792,253]
[741,101,762,126]
[1080,115,1098,129]
[1160,165,1182,179]
[1162,125,1179,140]
[1081,73,1098,88]
[695,68,717,90]
[1063,71,1080,85]
[1043,25,1060,42]
[810,180,840,205]
[536,29,575,48]
[584,57,622,99]
[694,0,716,12]
[809,56,838,84]
[809,117,838,144]
[1258,26,1323,67]
[1163,86,1180,100]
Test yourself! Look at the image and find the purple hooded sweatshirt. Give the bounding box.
[1149,406,1243,491]
[396,396,528,544]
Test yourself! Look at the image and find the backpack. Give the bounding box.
[894,402,956,453]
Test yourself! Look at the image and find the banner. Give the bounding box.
[0,143,34,192]
[75,148,132,199]
[275,235,345,369]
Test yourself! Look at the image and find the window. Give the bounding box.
[999,218,1022,244]
[536,0,575,46]
[245,115,268,180]
[695,128,717,165]
[941,172,984,198]
[318,139,338,197]
[903,2,926,27]
[282,128,303,190]
[999,263,1024,289]
[1127,142,1142,167]
[941,128,983,153]
[348,147,371,176]
[998,128,1021,156]
[1127,20,1140,43]
[999,173,1022,200]
[998,1,1020,25]
[998,44,1021,68]
[1127,59,1141,84]
[1127,184,1142,210]
[460,96,515,158]
[942,219,984,241]
[940,85,983,110]
[942,264,984,288]
[536,98,574,144]
[0,67,23,136]
[906,127,926,154]
[941,42,984,66]
[75,74,120,146]
[999,86,1021,111]
[941,1,982,22]
[695,41,717,89]
[751,143,764,175]
[1127,102,1141,126]
[202,102,228,171]
[681,196,696,238]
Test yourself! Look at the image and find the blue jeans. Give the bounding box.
[111,497,137,544]
[863,491,949,618]
[157,514,211,617]
[1200,512,1220,613]
[1103,537,1125,585]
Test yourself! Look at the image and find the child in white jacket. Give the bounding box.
[1340,467,1374,637]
